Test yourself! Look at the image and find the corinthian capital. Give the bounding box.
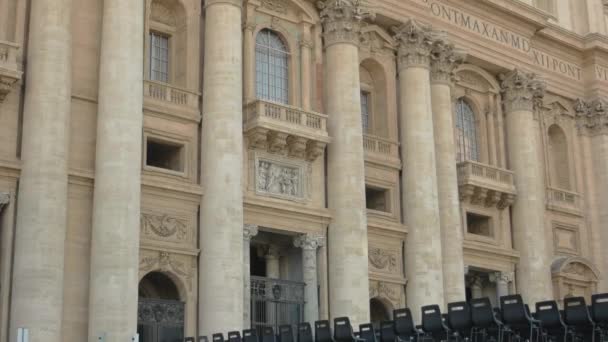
[574,98,608,136]
[0,192,9,213]
[393,19,435,70]
[430,35,465,84]
[294,233,325,250]
[499,69,545,113]
[243,224,259,241]
[317,0,375,48]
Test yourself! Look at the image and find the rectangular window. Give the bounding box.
[361,91,371,133]
[466,212,493,237]
[145,138,184,172]
[365,186,389,212]
[150,32,169,83]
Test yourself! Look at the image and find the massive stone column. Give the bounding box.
[500,69,552,305]
[87,0,144,340]
[430,36,466,306]
[243,224,259,328]
[318,0,374,326]
[294,234,324,323]
[199,0,244,336]
[393,20,445,319]
[9,1,72,340]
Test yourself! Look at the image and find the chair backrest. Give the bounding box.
[298,323,313,342]
[500,295,528,325]
[228,331,242,342]
[334,317,354,342]
[315,320,332,342]
[185,338,195,342]
[564,296,594,327]
[213,333,226,342]
[243,329,258,342]
[279,325,294,342]
[199,336,209,342]
[379,320,396,342]
[262,327,276,342]
[358,323,376,342]
[393,308,415,337]
[447,301,472,332]
[535,300,564,329]
[592,293,608,324]
[421,305,444,333]
[470,297,497,328]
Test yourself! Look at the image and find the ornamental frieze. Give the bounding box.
[368,247,397,273]
[140,213,188,240]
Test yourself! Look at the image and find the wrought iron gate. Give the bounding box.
[251,276,305,335]
[138,298,185,342]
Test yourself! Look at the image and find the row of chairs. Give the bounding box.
[186,293,608,342]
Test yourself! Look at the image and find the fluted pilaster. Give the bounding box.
[430,36,466,306]
[319,0,373,326]
[501,69,551,305]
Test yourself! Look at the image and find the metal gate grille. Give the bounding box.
[251,276,305,335]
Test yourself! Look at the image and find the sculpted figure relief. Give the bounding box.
[257,160,301,197]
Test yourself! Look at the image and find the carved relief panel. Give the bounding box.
[369,280,404,309]
[368,247,398,274]
[140,209,196,248]
[252,152,311,202]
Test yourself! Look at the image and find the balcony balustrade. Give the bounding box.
[457,160,516,209]
[363,134,401,168]
[244,100,330,161]
[143,80,200,119]
[0,40,22,103]
[546,187,582,215]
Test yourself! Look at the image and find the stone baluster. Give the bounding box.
[87,0,144,340]
[243,224,259,328]
[500,69,552,305]
[318,0,374,326]
[294,234,325,323]
[430,35,467,306]
[9,0,72,341]
[393,19,445,320]
[199,0,245,336]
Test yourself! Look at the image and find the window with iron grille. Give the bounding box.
[150,32,169,83]
[256,29,289,104]
[455,98,479,162]
[361,91,371,133]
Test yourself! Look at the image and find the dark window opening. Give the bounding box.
[466,212,492,237]
[146,138,184,172]
[366,187,389,212]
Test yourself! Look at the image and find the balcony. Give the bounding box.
[363,134,401,168]
[0,40,22,103]
[244,100,330,161]
[457,160,516,209]
[546,187,582,216]
[143,80,200,120]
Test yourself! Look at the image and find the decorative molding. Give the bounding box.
[317,0,375,48]
[261,0,288,13]
[0,192,9,213]
[393,19,435,70]
[243,224,259,241]
[0,41,22,103]
[430,34,465,84]
[293,233,325,250]
[499,69,546,114]
[140,213,188,240]
[368,247,397,272]
[257,159,302,198]
[150,2,176,26]
[369,280,401,305]
[139,250,195,290]
[138,299,185,325]
[574,98,608,136]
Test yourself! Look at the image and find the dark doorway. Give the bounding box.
[138,272,185,342]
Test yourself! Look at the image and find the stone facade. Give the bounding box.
[0,0,608,340]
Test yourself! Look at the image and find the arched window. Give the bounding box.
[548,125,570,189]
[256,29,289,104]
[455,99,479,162]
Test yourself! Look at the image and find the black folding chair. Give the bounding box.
[379,320,404,342]
[592,293,608,341]
[393,308,421,341]
[470,297,504,342]
[185,338,195,342]
[419,305,450,342]
[334,317,365,342]
[500,295,542,342]
[279,325,295,342]
[228,331,243,342]
[262,327,277,342]
[316,320,334,342]
[359,323,377,342]
[213,333,226,342]
[243,329,258,342]
[199,337,209,342]
[564,297,596,342]
[535,300,572,342]
[447,301,473,341]
[299,323,314,342]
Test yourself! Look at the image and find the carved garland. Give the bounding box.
[141,213,188,240]
[368,247,397,272]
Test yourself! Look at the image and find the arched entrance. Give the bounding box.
[138,272,185,342]
[369,297,390,329]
